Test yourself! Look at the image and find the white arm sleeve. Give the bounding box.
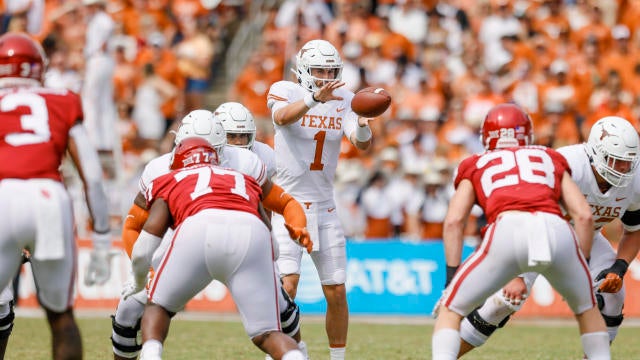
[131,230,162,287]
[69,124,110,233]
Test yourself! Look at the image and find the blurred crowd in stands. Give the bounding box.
[7,0,640,242]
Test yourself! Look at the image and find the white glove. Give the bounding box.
[121,275,147,300]
[84,232,116,286]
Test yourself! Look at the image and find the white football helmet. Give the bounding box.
[292,39,343,92]
[213,102,256,150]
[586,116,639,187]
[174,109,226,158]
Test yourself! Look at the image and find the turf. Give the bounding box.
[5,313,639,359]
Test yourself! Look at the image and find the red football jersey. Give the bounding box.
[455,145,570,224]
[0,87,83,181]
[149,164,263,227]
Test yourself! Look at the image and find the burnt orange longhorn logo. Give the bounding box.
[600,128,610,141]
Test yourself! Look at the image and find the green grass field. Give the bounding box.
[5,311,639,359]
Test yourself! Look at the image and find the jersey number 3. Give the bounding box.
[477,148,555,197]
[3,92,50,146]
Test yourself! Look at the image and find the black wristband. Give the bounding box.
[312,92,320,103]
[445,265,459,287]
[611,259,629,277]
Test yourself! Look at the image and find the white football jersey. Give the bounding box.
[267,81,360,202]
[558,144,640,231]
[252,140,276,180]
[139,146,267,203]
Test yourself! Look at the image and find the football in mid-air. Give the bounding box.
[350,87,392,118]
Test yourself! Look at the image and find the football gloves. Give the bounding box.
[595,259,628,293]
[284,223,313,253]
[84,232,116,286]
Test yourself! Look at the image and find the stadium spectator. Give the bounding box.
[432,104,610,360]
[124,137,307,360]
[406,169,450,241]
[82,0,116,154]
[267,39,374,360]
[131,63,178,150]
[175,15,214,112]
[455,115,640,358]
[360,170,394,239]
[0,32,113,359]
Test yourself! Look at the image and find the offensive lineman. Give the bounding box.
[267,39,374,360]
[213,101,311,357]
[124,137,307,360]
[112,110,310,359]
[452,116,640,357]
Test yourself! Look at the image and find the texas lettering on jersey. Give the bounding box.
[300,114,342,130]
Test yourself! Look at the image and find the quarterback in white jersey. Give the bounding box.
[112,110,310,360]
[267,39,374,359]
[456,116,640,357]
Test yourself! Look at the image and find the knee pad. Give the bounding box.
[460,308,512,347]
[111,315,141,358]
[279,287,301,337]
[0,305,14,340]
[601,313,623,328]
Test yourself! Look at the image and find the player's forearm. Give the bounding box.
[442,225,464,267]
[262,184,306,229]
[574,217,594,259]
[122,202,149,258]
[273,93,318,126]
[69,125,110,233]
[616,230,640,264]
[130,230,162,286]
[350,120,372,150]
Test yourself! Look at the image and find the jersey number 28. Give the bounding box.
[477,148,555,197]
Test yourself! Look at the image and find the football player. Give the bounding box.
[213,101,312,358]
[267,39,374,360]
[455,116,640,358]
[432,104,610,360]
[213,101,275,178]
[0,32,113,359]
[125,137,307,360]
[113,110,310,359]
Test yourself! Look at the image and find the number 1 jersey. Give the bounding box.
[267,81,360,202]
[454,145,570,224]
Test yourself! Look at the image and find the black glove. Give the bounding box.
[445,265,459,288]
[594,259,628,293]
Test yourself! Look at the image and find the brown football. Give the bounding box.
[350,87,392,118]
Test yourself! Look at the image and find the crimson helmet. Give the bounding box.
[0,32,46,85]
[170,137,219,170]
[480,103,534,150]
